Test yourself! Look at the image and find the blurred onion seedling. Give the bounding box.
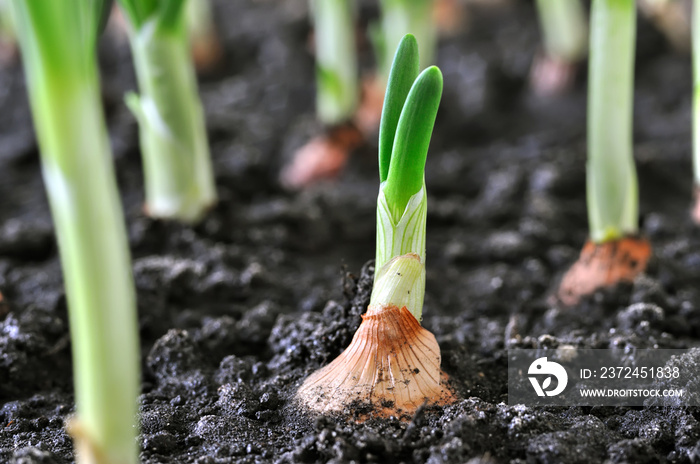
[638,0,691,53]
[296,34,455,420]
[10,1,141,462]
[0,0,17,64]
[186,0,222,73]
[118,0,217,223]
[280,0,363,189]
[692,0,700,222]
[557,0,651,305]
[531,0,588,96]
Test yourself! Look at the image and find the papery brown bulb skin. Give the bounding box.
[279,124,363,189]
[556,236,651,306]
[296,304,455,420]
[692,185,700,226]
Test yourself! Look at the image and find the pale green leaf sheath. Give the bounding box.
[535,0,588,62]
[0,0,15,46]
[9,1,139,463]
[311,0,358,124]
[120,0,216,223]
[587,0,638,243]
[375,183,427,269]
[373,189,427,319]
[693,0,700,185]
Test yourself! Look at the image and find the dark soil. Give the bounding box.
[2,1,700,463]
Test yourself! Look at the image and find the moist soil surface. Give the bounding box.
[2,1,700,463]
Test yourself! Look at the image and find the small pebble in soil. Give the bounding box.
[616,302,665,332]
[10,447,58,464]
[215,355,252,385]
[0,219,53,260]
[148,329,204,378]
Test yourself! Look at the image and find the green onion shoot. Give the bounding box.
[692,0,700,222]
[557,0,651,305]
[0,0,17,63]
[312,0,358,126]
[10,1,140,463]
[535,0,587,64]
[186,0,222,72]
[296,34,454,420]
[279,0,363,189]
[375,32,442,322]
[638,0,691,52]
[587,0,637,244]
[531,0,588,96]
[118,0,217,223]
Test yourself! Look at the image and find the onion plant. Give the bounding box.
[374,32,442,321]
[279,0,361,189]
[9,1,140,463]
[118,0,217,223]
[531,0,587,96]
[693,0,700,221]
[638,0,691,52]
[311,0,358,126]
[535,0,587,65]
[297,35,453,419]
[557,0,650,305]
[0,0,16,61]
[186,0,222,72]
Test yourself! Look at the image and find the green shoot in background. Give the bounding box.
[186,0,222,71]
[693,0,700,188]
[9,1,140,463]
[374,0,436,84]
[311,0,358,125]
[118,0,217,223]
[186,0,214,42]
[587,0,638,243]
[0,0,15,54]
[372,34,442,321]
[535,0,588,63]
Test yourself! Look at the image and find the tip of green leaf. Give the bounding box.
[402,33,417,47]
[419,66,443,88]
[378,34,421,184]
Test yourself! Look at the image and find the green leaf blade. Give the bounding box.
[10,1,141,462]
[157,0,186,31]
[378,33,419,183]
[11,0,105,76]
[117,0,183,31]
[384,65,442,220]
